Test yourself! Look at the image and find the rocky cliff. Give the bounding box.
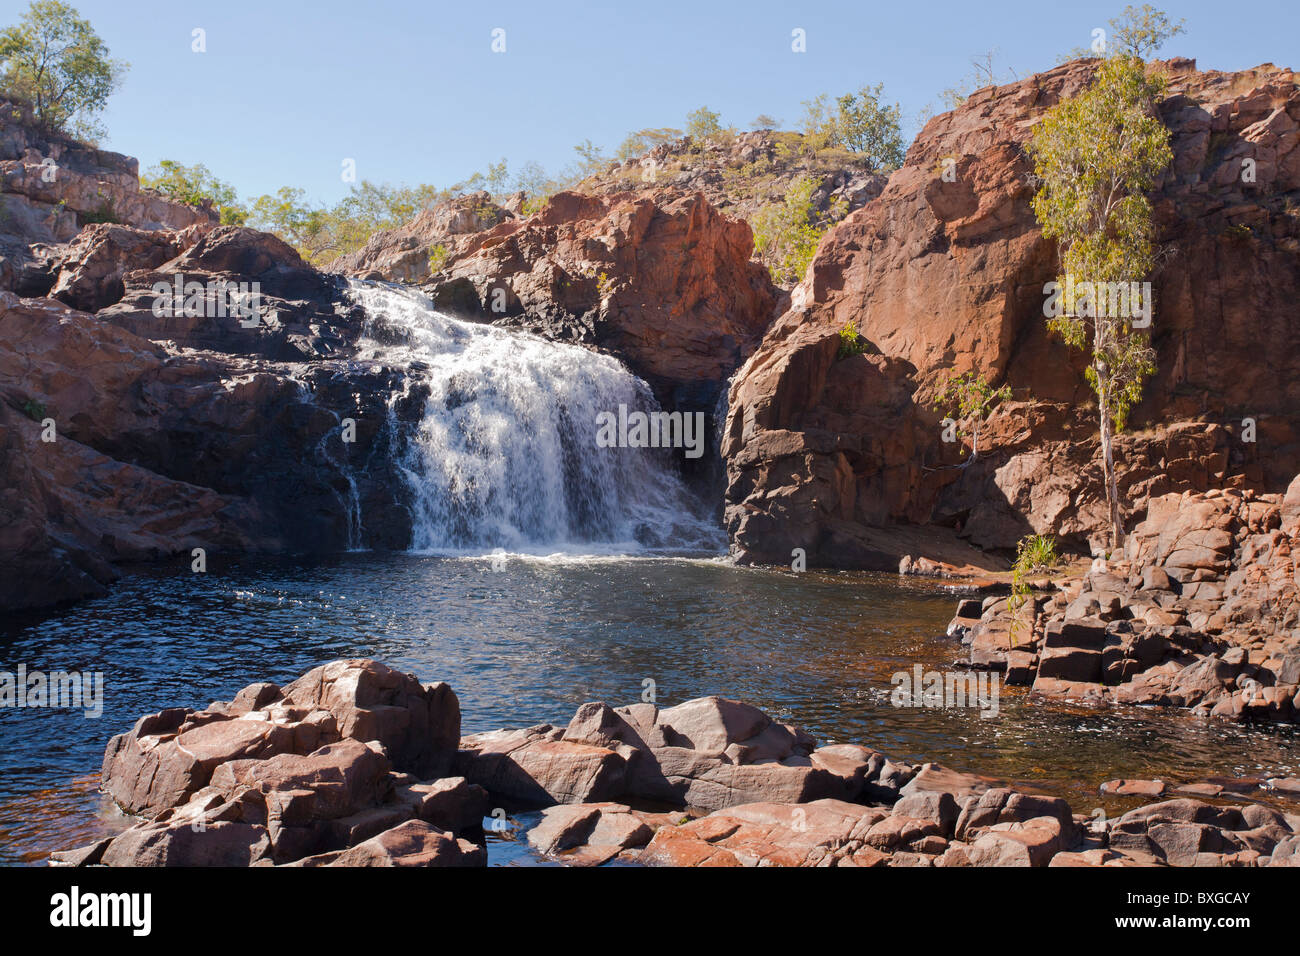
[0,109,780,611]
[724,58,1300,568]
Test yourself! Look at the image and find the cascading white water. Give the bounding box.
[347,280,723,554]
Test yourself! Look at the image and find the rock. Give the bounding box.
[102,660,458,819]
[807,744,883,802]
[1267,777,1300,796]
[526,802,656,860]
[281,659,461,779]
[1101,779,1168,798]
[723,59,1300,564]
[655,696,778,753]
[100,819,272,867]
[891,791,960,837]
[639,799,887,867]
[325,820,486,867]
[953,788,1074,841]
[1037,645,1104,683]
[900,763,995,801]
[209,740,394,823]
[49,223,183,312]
[457,727,628,806]
[103,714,296,816]
[406,190,778,414]
[967,816,1065,867]
[396,776,489,833]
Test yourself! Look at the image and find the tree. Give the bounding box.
[142,160,247,225]
[835,84,905,171]
[685,106,724,142]
[571,138,607,178]
[750,114,780,130]
[0,1,125,141]
[798,94,837,151]
[931,371,1012,463]
[1027,54,1172,549]
[751,175,846,286]
[247,187,331,259]
[1109,4,1185,59]
[615,128,681,161]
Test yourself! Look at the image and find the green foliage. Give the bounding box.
[798,85,905,172]
[246,181,444,264]
[1027,53,1172,546]
[0,1,126,141]
[571,138,608,179]
[1008,534,1061,646]
[142,160,247,225]
[615,128,682,161]
[22,397,46,420]
[596,271,615,300]
[798,95,837,151]
[1057,5,1186,63]
[1028,55,1168,432]
[686,106,725,143]
[931,371,1012,460]
[750,114,780,130]
[427,243,449,274]
[750,174,846,286]
[1109,4,1186,59]
[79,198,116,224]
[835,321,869,360]
[834,85,906,170]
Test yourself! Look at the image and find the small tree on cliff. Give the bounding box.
[1109,5,1186,59]
[931,372,1012,465]
[1027,54,1171,550]
[0,1,125,141]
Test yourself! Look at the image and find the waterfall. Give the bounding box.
[347,281,723,554]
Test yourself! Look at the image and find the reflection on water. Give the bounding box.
[2,552,1297,865]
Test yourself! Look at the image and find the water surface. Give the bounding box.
[2,552,1296,865]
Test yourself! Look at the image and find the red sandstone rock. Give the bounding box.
[724,59,1300,564]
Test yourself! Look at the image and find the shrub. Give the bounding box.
[427,243,449,273]
[835,322,869,359]
[751,175,846,286]
[1008,534,1061,645]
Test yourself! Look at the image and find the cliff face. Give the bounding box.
[723,58,1300,568]
[0,106,782,612]
[0,97,212,295]
[414,190,779,413]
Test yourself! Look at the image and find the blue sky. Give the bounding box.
[41,0,1300,205]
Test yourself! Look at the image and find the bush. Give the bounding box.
[427,244,449,273]
[798,85,905,171]
[0,1,126,141]
[1008,534,1061,645]
[835,322,869,359]
[751,175,846,285]
[142,160,247,225]
[686,106,725,143]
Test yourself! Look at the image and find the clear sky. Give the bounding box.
[44,0,1300,205]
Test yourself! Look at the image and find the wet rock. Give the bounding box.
[1101,779,1168,798]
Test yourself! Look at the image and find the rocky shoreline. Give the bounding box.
[48,658,1300,868]
[956,478,1300,725]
